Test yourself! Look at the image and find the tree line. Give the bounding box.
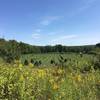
[0,38,99,63]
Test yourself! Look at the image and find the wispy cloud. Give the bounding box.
[70,0,97,17]
[49,33,100,45]
[32,33,40,39]
[47,30,64,36]
[40,16,63,26]
[82,0,96,4]
[50,34,77,44]
[79,0,96,11]
[35,29,41,33]
[47,32,57,35]
[0,33,3,37]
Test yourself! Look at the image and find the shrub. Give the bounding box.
[0,48,20,64]
[58,55,67,67]
[81,65,91,73]
[59,55,64,60]
[39,60,42,65]
[64,59,67,62]
[93,54,100,70]
[4,53,14,63]
[50,60,55,64]
[34,61,39,66]
[24,59,29,65]
[80,52,83,57]
[31,58,34,63]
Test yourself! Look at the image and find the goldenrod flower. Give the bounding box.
[76,75,81,82]
[38,69,46,78]
[19,64,23,68]
[20,75,24,81]
[58,69,63,74]
[29,63,33,67]
[53,83,59,90]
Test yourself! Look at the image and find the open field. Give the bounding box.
[21,53,94,67]
[0,53,100,100]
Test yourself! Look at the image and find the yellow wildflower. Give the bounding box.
[15,59,21,64]
[76,75,81,82]
[53,83,59,90]
[55,76,59,81]
[49,79,54,84]
[29,63,33,67]
[19,64,23,68]
[18,63,23,70]
[20,75,24,81]
[38,69,46,78]
[58,69,63,74]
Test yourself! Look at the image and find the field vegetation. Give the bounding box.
[0,38,100,100]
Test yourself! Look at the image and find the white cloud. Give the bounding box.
[0,33,3,37]
[40,16,63,26]
[49,33,100,46]
[47,30,64,36]
[82,0,96,4]
[32,33,40,39]
[35,29,41,33]
[41,20,50,26]
[76,33,100,45]
[0,32,6,39]
[47,32,57,35]
[51,34,77,44]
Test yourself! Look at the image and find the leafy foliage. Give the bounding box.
[94,54,100,70]
[0,63,100,100]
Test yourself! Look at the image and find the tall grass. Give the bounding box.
[0,53,99,100]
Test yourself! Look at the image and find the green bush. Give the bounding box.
[24,59,29,65]
[93,54,100,70]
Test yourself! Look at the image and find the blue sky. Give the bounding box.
[0,0,100,46]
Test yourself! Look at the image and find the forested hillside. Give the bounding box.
[0,38,100,63]
[0,38,98,54]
